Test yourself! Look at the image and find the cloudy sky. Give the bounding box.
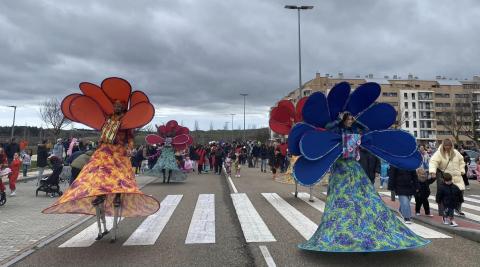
[0,0,479,131]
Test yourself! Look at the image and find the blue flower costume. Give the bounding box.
[290,82,430,252]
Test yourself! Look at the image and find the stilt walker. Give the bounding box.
[269,97,307,197]
[290,82,430,252]
[43,77,160,242]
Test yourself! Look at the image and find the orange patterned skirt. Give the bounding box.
[42,144,160,217]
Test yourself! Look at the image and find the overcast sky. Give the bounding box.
[0,0,479,131]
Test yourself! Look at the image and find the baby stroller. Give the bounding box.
[36,156,63,197]
[0,168,11,206]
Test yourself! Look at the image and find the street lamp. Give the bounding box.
[284,5,313,96]
[240,94,248,141]
[285,5,313,199]
[8,105,17,140]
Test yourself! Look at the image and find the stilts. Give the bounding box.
[111,193,122,243]
[92,195,109,240]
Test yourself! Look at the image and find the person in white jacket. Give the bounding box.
[429,138,466,216]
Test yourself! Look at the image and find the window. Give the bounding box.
[406,121,410,128]
[412,102,416,109]
[435,103,451,108]
[455,103,471,108]
[412,93,415,100]
[413,121,417,128]
[404,102,408,109]
[413,112,416,119]
[414,131,418,137]
[405,111,409,118]
[435,93,450,98]
[455,94,469,99]
[404,93,408,99]
[382,92,398,97]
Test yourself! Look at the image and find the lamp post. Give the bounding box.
[285,5,313,199]
[8,105,17,140]
[240,94,248,141]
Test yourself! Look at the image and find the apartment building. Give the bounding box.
[278,73,480,146]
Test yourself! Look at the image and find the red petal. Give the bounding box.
[277,100,295,118]
[177,126,190,135]
[79,82,114,115]
[61,94,82,122]
[120,102,154,129]
[158,125,167,136]
[101,77,132,104]
[173,134,190,145]
[166,120,178,132]
[69,96,106,130]
[270,106,292,124]
[269,119,291,135]
[129,91,150,109]
[295,97,308,123]
[145,134,164,145]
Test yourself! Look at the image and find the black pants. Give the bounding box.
[462,174,470,186]
[70,167,81,185]
[414,194,430,214]
[214,158,223,174]
[197,164,203,174]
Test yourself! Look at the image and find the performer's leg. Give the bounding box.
[111,193,121,242]
[162,169,166,183]
[92,195,107,240]
[167,170,172,183]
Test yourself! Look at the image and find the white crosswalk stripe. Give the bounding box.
[378,191,480,224]
[312,192,450,239]
[185,194,215,244]
[262,193,318,240]
[59,217,124,248]
[231,193,276,242]
[123,195,183,246]
[470,195,480,199]
[464,196,480,204]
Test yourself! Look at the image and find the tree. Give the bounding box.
[393,107,411,129]
[436,97,477,145]
[194,120,199,131]
[223,122,229,130]
[209,121,214,131]
[39,97,71,138]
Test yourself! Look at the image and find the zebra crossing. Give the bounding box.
[58,191,456,248]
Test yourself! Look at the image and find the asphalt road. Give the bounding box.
[8,167,480,267]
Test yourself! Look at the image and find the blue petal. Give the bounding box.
[356,103,396,131]
[288,123,315,156]
[345,82,381,116]
[361,130,417,157]
[327,82,351,121]
[302,91,331,128]
[299,130,341,160]
[363,147,422,171]
[293,146,342,186]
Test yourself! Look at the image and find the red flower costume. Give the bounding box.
[269,97,307,135]
[145,120,193,150]
[43,77,160,218]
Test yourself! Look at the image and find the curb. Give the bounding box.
[316,193,480,244]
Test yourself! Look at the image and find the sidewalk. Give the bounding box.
[2,169,53,185]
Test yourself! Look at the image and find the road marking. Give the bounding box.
[294,192,326,212]
[123,195,183,246]
[261,193,317,240]
[185,194,215,244]
[323,192,450,239]
[231,193,276,243]
[259,245,277,267]
[59,217,124,248]
[426,196,480,212]
[379,192,480,224]
[464,196,480,204]
[228,176,238,193]
[469,195,480,199]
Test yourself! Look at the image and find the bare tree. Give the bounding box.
[194,120,199,131]
[139,124,156,133]
[209,121,214,131]
[223,122,229,130]
[393,107,411,129]
[39,97,71,138]
[436,97,477,145]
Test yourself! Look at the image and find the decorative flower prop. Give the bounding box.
[269,97,308,135]
[61,77,155,130]
[289,82,421,186]
[145,120,193,150]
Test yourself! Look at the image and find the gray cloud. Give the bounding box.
[0,0,479,130]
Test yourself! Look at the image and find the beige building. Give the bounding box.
[279,73,480,147]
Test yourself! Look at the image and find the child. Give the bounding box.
[476,158,480,182]
[272,148,282,180]
[379,160,389,189]
[415,167,436,216]
[0,148,11,203]
[233,152,241,178]
[8,152,22,196]
[436,173,463,227]
[21,149,32,177]
[225,153,232,177]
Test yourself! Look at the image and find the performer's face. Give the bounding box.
[114,102,125,114]
[344,115,354,128]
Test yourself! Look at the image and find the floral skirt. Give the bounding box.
[298,159,430,252]
[42,144,160,217]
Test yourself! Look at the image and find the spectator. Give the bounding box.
[379,160,389,189]
[388,166,419,224]
[458,146,470,190]
[429,138,465,216]
[21,149,32,177]
[359,147,380,185]
[52,138,65,160]
[415,166,436,217]
[37,139,49,186]
[436,173,463,227]
[70,150,94,184]
[8,152,21,196]
[259,144,268,173]
[5,138,20,164]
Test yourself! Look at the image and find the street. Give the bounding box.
[2,167,480,267]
